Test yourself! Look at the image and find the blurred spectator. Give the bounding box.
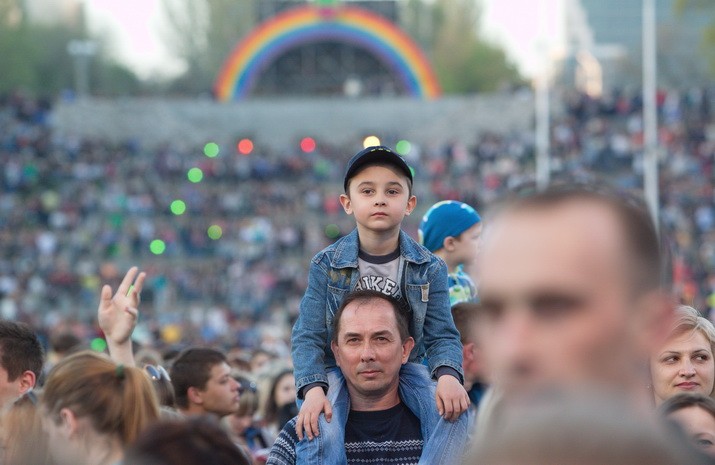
[0,391,53,465]
[40,350,160,465]
[650,305,715,406]
[660,393,715,459]
[465,393,709,465]
[0,319,44,409]
[225,372,272,463]
[124,417,251,465]
[258,367,297,443]
[169,347,240,418]
[0,87,713,364]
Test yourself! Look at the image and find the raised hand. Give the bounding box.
[97,266,146,365]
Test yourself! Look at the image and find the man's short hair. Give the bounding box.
[331,290,410,343]
[451,302,480,344]
[170,348,227,409]
[0,320,44,381]
[496,182,663,293]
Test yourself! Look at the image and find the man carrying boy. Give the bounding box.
[271,290,468,465]
[291,146,468,464]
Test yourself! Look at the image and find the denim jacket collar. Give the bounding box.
[330,228,432,269]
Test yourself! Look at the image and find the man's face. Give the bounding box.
[477,201,650,397]
[0,364,23,411]
[331,298,414,405]
[195,362,240,417]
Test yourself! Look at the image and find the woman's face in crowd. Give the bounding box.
[274,373,296,408]
[227,412,254,436]
[651,329,714,405]
[669,405,715,457]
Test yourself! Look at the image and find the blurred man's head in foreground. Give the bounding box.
[476,183,672,398]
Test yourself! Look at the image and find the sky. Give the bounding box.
[82,0,567,80]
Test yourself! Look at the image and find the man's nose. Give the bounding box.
[496,311,535,371]
[360,343,376,361]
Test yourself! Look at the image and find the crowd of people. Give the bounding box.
[1,87,713,353]
[0,85,714,463]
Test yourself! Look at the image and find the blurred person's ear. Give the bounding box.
[18,370,36,394]
[631,290,675,358]
[442,236,456,252]
[188,386,204,406]
[59,408,79,438]
[462,342,476,366]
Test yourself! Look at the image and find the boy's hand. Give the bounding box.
[296,386,332,441]
[435,375,470,421]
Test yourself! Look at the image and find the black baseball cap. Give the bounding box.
[343,146,413,191]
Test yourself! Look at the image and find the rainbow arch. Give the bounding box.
[214,4,441,101]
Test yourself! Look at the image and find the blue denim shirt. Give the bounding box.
[291,228,464,393]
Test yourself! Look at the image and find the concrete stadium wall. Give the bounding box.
[52,93,535,150]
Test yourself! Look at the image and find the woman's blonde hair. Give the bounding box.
[669,305,715,352]
[1,392,52,465]
[42,350,160,446]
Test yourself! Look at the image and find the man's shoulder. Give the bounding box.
[266,417,299,465]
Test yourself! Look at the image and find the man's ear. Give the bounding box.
[405,195,417,216]
[339,194,353,215]
[632,290,674,357]
[18,370,36,395]
[331,340,341,367]
[462,342,475,365]
[188,386,204,406]
[401,337,415,364]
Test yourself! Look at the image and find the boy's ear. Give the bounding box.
[339,194,353,215]
[442,236,456,251]
[405,195,417,215]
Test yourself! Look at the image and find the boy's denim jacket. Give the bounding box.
[292,228,464,394]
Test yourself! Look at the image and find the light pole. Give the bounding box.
[642,0,659,233]
[67,39,97,97]
[535,0,551,191]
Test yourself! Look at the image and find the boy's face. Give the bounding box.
[340,165,416,235]
[451,222,482,266]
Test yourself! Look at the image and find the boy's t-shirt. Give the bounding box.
[448,265,478,306]
[355,247,402,299]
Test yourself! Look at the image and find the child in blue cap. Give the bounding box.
[419,200,482,305]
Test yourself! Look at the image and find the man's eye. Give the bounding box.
[532,297,580,319]
[697,438,714,446]
[479,303,503,322]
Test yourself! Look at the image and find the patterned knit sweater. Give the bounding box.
[267,402,423,465]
